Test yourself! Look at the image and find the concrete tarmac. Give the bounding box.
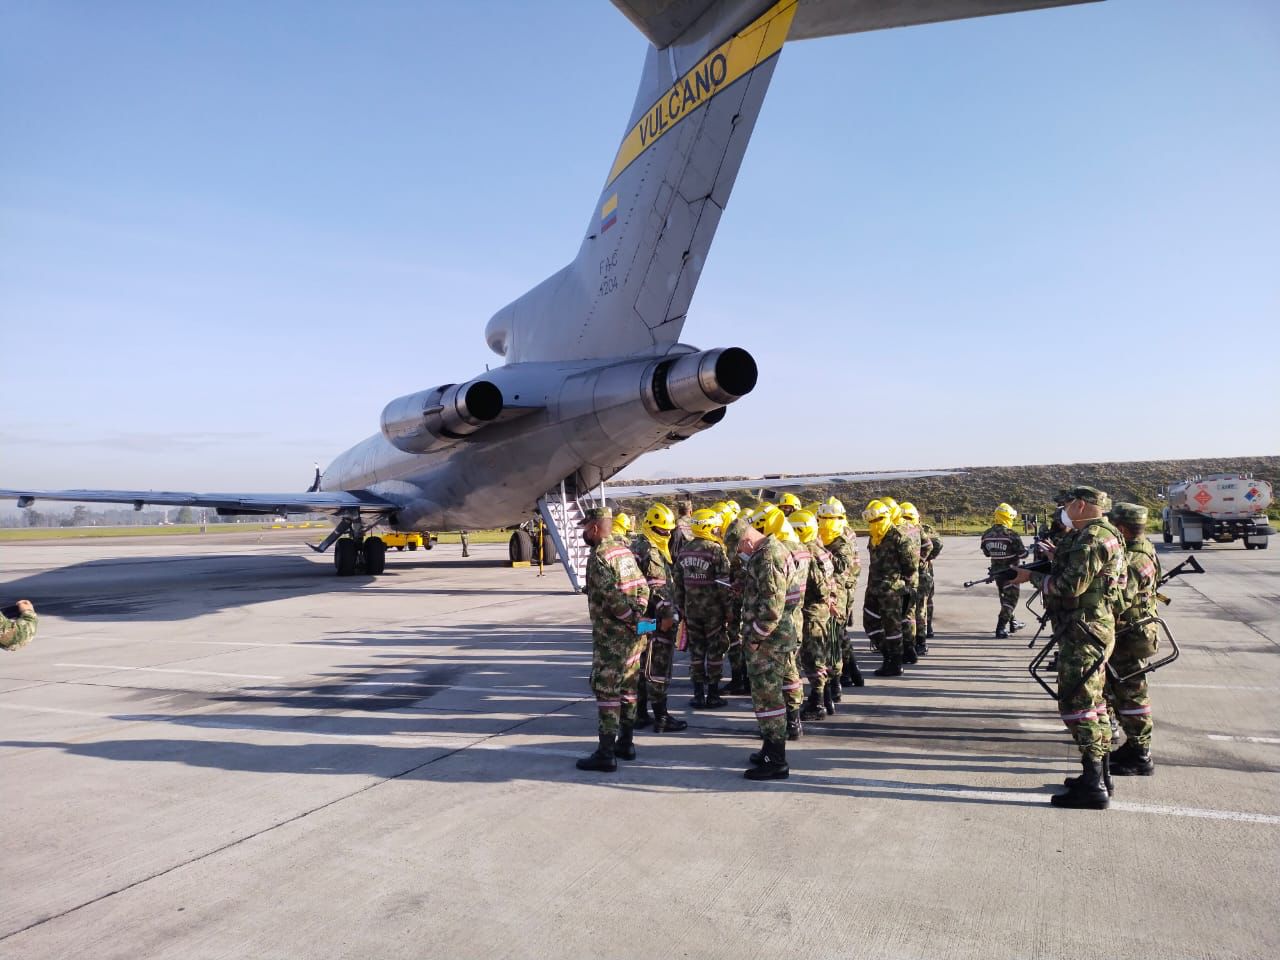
[1,531,1277,959]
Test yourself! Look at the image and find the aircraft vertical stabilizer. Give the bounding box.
[486,0,796,364]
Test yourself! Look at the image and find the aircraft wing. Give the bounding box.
[0,488,399,517]
[604,469,962,499]
[610,0,1101,48]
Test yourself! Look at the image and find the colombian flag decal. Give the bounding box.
[601,193,618,232]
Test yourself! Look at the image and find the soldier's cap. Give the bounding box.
[1053,489,1073,505]
[1109,502,1148,524]
[578,506,613,524]
[1064,485,1107,505]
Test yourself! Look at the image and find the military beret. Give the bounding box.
[579,506,613,524]
[1110,502,1148,524]
[1065,485,1106,505]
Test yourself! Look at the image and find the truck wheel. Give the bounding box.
[407,541,417,551]
[364,536,387,575]
[1162,526,1172,544]
[509,530,534,563]
[335,538,358,576]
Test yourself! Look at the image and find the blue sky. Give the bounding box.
[2,0,1277,500]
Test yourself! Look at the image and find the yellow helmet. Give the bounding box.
[863,500,893,546]
[790,509,818,544]
[710,500,728,517]
[778,518,799,543]
[817,501,846,545]
[611,512,633,536]
[826,495,845,514]
[880,496,902,526]
[900,502,920,524]
[691,508,723,542]
[754,501,774,515]
[642,503,676,538]
[778,492,802,514]
[722,499,741,521]
[820,498,846,519]
[752,505,787,538]
[994,502,1017,527]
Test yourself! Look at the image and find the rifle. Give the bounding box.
[963,558,1050,589]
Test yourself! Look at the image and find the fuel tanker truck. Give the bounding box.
[1161,474,1273,550]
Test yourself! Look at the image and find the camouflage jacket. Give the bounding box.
[867,525,918,595]
[723,516,753,593]
[825,532,861,618]
[1041,518,1128,629]
[1117,535,1161,633]
[781,540,812,631]
[630,534,675,620]
[0,609,38,652]
[802,540,836,624]
[899,521,923,569]
[742,536,798,644]
[673,538,730,626]
[980,523,1026,571]
[586,535,650,627]
[669,516,694,558]
[919,522,942,567]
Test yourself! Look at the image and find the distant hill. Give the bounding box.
[612,455,1280,525]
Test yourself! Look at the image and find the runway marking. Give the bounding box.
[54,663,284,681]
[1208,734,1280,745]
[0,703,113,719]
[1163,684,1275,691]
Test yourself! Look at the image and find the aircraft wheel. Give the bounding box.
[335,538,359,576]
[364,536,387,575]
[540,531,558,565]
[510,530,534,563]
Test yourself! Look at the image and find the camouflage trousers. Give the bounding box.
[800,615,831,694]
[916,566,934,636]
[746,630,796,741]
[686,617,729,684]
[996,581,1020,631]
[1056,621,1116,761]
[901,589,918,650]
[1105,648,1153,750]
[590,624,647,735]
[640,631,677,697]
[865,589,907,656]
[727,596,745,675]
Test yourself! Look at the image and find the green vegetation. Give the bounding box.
[614,455,1279,531]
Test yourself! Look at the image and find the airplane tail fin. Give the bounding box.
[486,0,797,364]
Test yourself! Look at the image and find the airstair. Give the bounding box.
[537,479,595,593]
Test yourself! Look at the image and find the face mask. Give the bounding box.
[1059,507,1073,529]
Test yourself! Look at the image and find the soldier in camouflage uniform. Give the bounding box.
[631,503,688,733]
[791,511,838,721]
[818,501,862,693]
[863,500,919,677]
[917,515,942,645]
[674,508,731,710]
[739,515,799,780]
[898,503,925,661]
[752,507,809,739]
[1105,502,1161,776]
[981,503,1026,638]
[0,599,39,652]
[1016,485,1127,808]
[720,501,751,695]
[576,507,651,773]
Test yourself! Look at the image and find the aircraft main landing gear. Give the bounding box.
[313,517,389,577]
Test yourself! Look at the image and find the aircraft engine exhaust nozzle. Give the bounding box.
[380,379,503,454]
[654,347,757,414]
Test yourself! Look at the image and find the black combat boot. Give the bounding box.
[748,741,767,766]
[744,738,789,780]
[704,680,727,709]
[575,733,617,772]
[634,683,651,729]
[1011,619,1026,633]
[1064,752,1114,796]
[915,639,929,656]
[925,626,935,639]
[1051,757,1110,809]
[822,683,836,716]
[1111,742,1154,776]
[840,664,856,688]
[614,724,636,761]
[901,643,918,665]
[995,626,1010,639]
[785,706,803,741]
[830,679,842,703]
[652,695,688,733]
[728,664,747,695]
[846,652,864,688]
[874,654,903,678]
[800,687,825,722]
[690,681,707,709]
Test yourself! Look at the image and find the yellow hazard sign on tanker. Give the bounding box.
[605,0,797,187]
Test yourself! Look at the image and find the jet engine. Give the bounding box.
[380,379,503,454]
